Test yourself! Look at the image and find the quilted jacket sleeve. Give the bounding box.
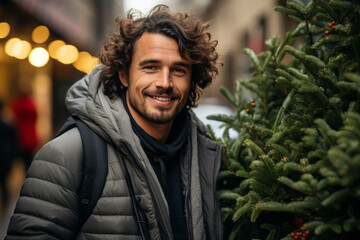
[6,128,83,240]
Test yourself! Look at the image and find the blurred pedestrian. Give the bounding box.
[10,90,39,170]
[0,102,20,217]
[6,5,222,240]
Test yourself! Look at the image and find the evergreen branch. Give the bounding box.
[256,200,319,213]
[272,89,296,133]
[244,48,261,70]
[250,207,262,223]
[222,145,237,176]
[313,0,338,20]
[243,139,265,156]
[329,0,355,10]
[275,32,293,63]
[228,221,244,240]
[278,176,313,194]
[311,34,344,49]
[321,189,349,207]
[240,81,262,98]
[274,6,304,19]
[250,178,277,196]
[230,135,246,159]
[266,131,285,145]
[219,191,241,201]
[268,143,290,157]
[261,51,272,71]
[218,170,234,180]
[328,148,351,176]
[236,170,251,179]
[288,1,308,15]
[219,86,237,106]
[315,223,342,235]
[284,162,305,173]
[232,202,251,221]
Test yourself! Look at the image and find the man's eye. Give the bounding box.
[144,66,157,71]
[173,68,186,74]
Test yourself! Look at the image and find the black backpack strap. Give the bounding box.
[57,117,108,229]
[75,119,108,229]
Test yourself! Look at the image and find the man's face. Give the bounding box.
[119,32,191,126]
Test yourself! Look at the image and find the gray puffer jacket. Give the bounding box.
[6,65,223,240]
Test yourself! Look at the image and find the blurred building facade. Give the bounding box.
[0,0,123,146]
[199,0,294,106]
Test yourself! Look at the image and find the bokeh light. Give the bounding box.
[48,40,65,59]
[0,22,10,39]
[5,38,20,56]
[29,47,49,67]
[73,51,99,73]
[14,40,32,59]
[56,44,79,64]
[5,38,33,59]
[32,25,50,43]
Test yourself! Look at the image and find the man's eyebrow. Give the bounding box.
[138,59,160,67]
[138,59,191,69]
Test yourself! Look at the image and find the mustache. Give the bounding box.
[144,89,180,98]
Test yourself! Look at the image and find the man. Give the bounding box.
[6,5,222,240]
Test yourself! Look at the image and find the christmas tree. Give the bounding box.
[212,0,360,239]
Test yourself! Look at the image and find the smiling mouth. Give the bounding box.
[151,96,172,102]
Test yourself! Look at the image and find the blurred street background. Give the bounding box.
[0,0,294,237]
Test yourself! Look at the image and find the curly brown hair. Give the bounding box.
[99,4,218,107]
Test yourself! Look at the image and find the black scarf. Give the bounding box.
[121,91,188,161]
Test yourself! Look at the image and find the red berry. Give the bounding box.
[302,238,306,240]
[328,23,333,27]
[291,233,295,237]
[325,30,330,35]
[331,25,335,29]
[252,103,256,107]
[332,21,335,25]
[251,99,254,103]
[246,109,250,113]
[305,230,310,235]
[294,236,298,239]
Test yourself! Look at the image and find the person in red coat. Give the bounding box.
[11,93,39,170]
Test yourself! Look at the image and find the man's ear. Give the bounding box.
[118,71,129,87]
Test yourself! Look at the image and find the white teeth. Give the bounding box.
[152,96,171,101]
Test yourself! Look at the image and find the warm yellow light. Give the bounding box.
[88,57,99,73]
[0,22,10,39]
[73,51,91,72]
[6,39,32,59]
[56,44,79,64]
[15,40,32,59]
[48,40,65,58]
[29,47,49,67]
[72,51,99,74]
[32,25,50,43]
[5,38,21,56]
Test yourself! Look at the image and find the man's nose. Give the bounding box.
[155,69,173,89]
